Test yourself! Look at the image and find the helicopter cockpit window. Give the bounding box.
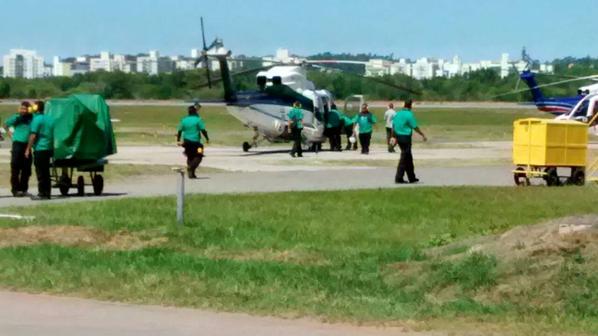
[573,101,589,118]
[257,76,267,90]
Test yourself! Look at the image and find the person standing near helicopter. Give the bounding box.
[177,105,210,179]
[327,104,342,151]
[287,101,304,158]
[353,103,377,154]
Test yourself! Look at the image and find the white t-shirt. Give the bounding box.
[384,109,396,128]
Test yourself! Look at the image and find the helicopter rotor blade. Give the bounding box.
[493,74,598,98]
[200,17,212,89]
[309,63,421,95]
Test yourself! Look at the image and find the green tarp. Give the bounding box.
[46,94,117,163]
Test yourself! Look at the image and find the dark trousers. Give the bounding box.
[359,132,371,154]
[327,126,342,151]
[183,141,204,177]
[34,150,52,197]
[396,135,417,182]
[10,141,32,195]
[386,127,396,152]
[290,127,303,156]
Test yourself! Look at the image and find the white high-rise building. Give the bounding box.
[137,50,174,75]
[53,56,73,77]
[365,59,392,76]
[90,51,114,72]
[2,49,45,78]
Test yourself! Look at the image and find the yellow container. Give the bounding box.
[513,118,588,167]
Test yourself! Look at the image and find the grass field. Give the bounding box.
[0,187,596,334]
[1,103,547,146]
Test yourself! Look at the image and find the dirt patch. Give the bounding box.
[389,216,598,309]
[429,215,598,262]
[0,225,167,250]
[200,247,328,265]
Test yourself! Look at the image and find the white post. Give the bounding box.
[172,167,185,226]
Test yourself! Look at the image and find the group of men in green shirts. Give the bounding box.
[2,101,55,199]
[286,99,427,183]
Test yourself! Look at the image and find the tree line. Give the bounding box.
[0,56,597,102]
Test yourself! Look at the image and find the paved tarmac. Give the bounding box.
[0,291,437,336]
[0,165,513,208]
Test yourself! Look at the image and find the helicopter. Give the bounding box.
[496,50,598,115]
[193,19,419,152]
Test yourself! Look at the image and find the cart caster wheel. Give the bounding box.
[543,167,559,187]
[59,176,71,196]
[514,167,530,186]
[77,176,85,196]
[92,175,104,195]
[569,169,585,186]
[242,142,251,152]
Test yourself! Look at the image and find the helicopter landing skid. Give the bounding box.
[242,128,265,152]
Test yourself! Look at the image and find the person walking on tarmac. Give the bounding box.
[327,104,342,151]
[392,99,427,184]
[353,103,377,154]
[177,105,209,179]
[384,103,397,153]
[25,101,54,200]
[287,101,304,158]
[4,101,34,197]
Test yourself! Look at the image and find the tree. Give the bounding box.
[0,81,10,98]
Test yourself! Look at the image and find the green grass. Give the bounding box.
[0,187,597,334]
[1,104,548,146]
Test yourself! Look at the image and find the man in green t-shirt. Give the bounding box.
[287,101,304,158]
[353,103,377,154]
[392,99,427,184]
[177,105,210,179]
[326,104,342,151]
[4,101,34,197]
[26,101,54,200]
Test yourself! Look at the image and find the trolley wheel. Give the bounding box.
[76,176,85,196]
[59,175,71,196]
[570,168,585,186]
[543,167,560,187]
[514,167,530,186]
[242,142,251,152]
[92,175,104,195]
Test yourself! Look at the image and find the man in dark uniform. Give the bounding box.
[327,104,343,151]
[177,105,209,179]
[4,101,33,197]
[287,101,304,158]
[392,99,427,184]
[26,101,54,200]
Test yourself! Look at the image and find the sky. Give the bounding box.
[0,0,596,62]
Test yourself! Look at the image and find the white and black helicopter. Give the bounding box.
[193,19,419,152]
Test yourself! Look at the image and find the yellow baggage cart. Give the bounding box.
[512,118,588,186]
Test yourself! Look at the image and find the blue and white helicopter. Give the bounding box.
[193,18,418,152]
